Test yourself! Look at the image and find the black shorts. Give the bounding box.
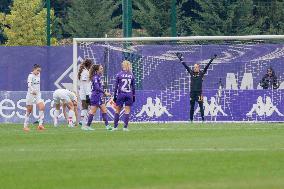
[86,95,90,105]
[190,91,203,102]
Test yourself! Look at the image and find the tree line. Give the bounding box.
[0,0,283,45]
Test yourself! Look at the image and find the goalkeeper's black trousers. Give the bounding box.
[190,91,205,122]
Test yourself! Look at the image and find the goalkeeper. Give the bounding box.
[176,53,217,122]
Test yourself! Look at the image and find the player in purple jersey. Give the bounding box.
[83,64,112,131]
[113,60,136,131]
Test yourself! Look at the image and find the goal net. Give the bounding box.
[73,35,284,123]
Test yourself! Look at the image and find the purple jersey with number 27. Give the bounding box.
[114,71,135,107]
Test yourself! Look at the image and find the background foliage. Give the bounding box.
[0,0,283,45]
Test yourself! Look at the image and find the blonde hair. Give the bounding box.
[122,60,132,72]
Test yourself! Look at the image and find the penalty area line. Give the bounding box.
[0,147,284,153]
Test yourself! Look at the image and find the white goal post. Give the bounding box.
[73,35,284,91]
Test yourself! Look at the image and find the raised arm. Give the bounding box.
[181,61,193,74]
[203,54,217,74]
[176,52,193,74]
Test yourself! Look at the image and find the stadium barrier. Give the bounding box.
[0,90,283,123]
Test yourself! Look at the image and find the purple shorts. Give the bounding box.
[90,94,103,106]
[116,93,133,107]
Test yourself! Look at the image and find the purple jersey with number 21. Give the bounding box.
[114,71,135,107]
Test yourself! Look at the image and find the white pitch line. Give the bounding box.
[153,148,284,152]
[1,126,284,136]
[3,126,284,131]
[0,148,284,153]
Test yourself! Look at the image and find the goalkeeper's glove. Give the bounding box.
[176,52,184,62]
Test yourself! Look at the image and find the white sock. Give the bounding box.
[80,109,87,123]
[84,110,89,126]
[54,110,60,126]
[24,112,31,128]
[38,110,44,125]
[68,110,75,125]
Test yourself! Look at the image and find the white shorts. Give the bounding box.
[79,83,91,100]
[53,90,72,105]
[26,93,44,106]
[79,89,88,100]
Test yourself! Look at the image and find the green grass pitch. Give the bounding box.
[0,123,283,189]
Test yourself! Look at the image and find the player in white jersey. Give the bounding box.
[53,89,78,127]
[24,64,45,131]
[77,59,93,126]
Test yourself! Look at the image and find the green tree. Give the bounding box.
[189,0,260,35]
[0,0,12,44]
[252,0,284,34]
[0,0,57,46]
[52,0,72,39]
[0,0,12,13]
[64,0,120,38]
[133,0,172,36]
[133,0,191,37]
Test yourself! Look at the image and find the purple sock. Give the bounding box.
[87,114,94,126]
[114,113,119,128]
[124,114,130,128]
[102,113,109,126]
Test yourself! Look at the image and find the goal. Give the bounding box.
[73,35,284,122]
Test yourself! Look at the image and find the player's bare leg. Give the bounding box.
[37,102,45,130]
[23,105,33,131]
[80,100,88,126]
[66,101,75,127]
[53,103,61,127]
[99,104,112,130]
[73,102,79,127]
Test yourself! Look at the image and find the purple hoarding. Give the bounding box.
[0,90,283,123]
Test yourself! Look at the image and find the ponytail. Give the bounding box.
[78,63,84,80]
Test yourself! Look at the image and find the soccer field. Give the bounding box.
[0,123,283,189]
